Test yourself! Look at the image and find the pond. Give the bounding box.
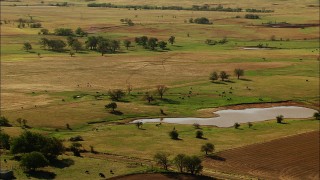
[132,106,317,127]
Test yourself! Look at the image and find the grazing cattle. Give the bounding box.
[99,173,105,178]
[85,170,89,174]
[110,170,113,174]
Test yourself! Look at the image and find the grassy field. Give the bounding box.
[0,0,319,179]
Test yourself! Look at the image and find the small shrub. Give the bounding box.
[196,130,203,138]
[193,123,201,129]
[69,135,83,142]
[169,130,179,140]
[234,122,240,129]
[276,115,284,123]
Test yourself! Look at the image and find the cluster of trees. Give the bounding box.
[85,36,120,55]
[39,38,66,51]
[120,18,134,26]
[210,69,244,82]
[245,14,260,19]
[135,36,171,50]
[54,27,88,37]
[189,17,212,24]
[87,3,243,12]
[0,131,65,171]
[16,17,42,29]
[154,152,203,175]
[205,37,228,45]
[245,8,274,13]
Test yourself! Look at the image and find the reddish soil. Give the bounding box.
[110,173,215,180]
[204,131,320,180]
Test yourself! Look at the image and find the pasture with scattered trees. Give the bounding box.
[0,0,318,179]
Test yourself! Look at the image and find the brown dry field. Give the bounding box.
[110,173,214,180]
[203,131,320,180]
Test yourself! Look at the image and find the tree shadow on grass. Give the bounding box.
[110,110,123,115]
[212,81,227,85]
[51,158,75,169]
[26,170,56,179]
[161,98,180,104]
[239,78,252,81]
[196,137,208,140]
[207,154,226,161]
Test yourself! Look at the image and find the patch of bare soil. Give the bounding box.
[203,131,320,180]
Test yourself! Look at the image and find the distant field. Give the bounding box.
[203,131,320,179]
[0,0,319,179]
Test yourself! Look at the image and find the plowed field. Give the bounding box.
[204,131,320,180]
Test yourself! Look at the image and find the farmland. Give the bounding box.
[0,0,319,179]
[203,131,320,179]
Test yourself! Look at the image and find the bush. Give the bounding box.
[276,115,284,123]
[194,17,211,24]
[196,130,203,138]
[184,155,203,175]
[108,89,126,101]
[20,151,49,171]
[193,123,200,129]
[169,130,179,140]
[154,152,170,170]
[313,112,320,120]
[0,132,10,150]
[0,116,11,127]
[69,135,83,142]
[234,122,240,129]
[11,131,64,160]
[201,143,214,155]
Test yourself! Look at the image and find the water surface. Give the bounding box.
[132,106,317,127]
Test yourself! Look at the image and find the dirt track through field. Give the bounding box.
[204,131,320,180]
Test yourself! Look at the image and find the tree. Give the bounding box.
[158,41,167,50]
[234,68,244,79]
[47,39,66,51]
[71,39,83,52]
[67,36,76,47]
[154,152,170,170]
[144,92,154,103]
[23,42,32,52]
[97,39,109,56]
[110,40,120,53]
[10,131,64,160]
[196,130,203,138]
[16,118,22,126]
[85,36,99,50]
[69,51,75,57]
[248,122,253,128]
[70,142,82,156]
[123,40,131,50]
[169,130,179,140]
[276,115,284,123]
[148,37,158,50]
[184,156,203,175]
[201,143,214,155]
[20,152,49,171]
[194,17,210,24]
[135,121,143,129]
[209,71,219,82]
[40,28,49,35]
[168,36,175,45]
[219,71,230,81]
[75,27,88,37]
[108,89,126,101]
[173,154,186,172]
[39,38,49,49]
[54,28,74,36]
[0,132,10,150]
[127,84,133,94]
[105,102,117,112]
[313,112,320,120]
[0,116,11,127]
[234,122,240,129]
[193,123,200,129]
[156,85,168,99]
